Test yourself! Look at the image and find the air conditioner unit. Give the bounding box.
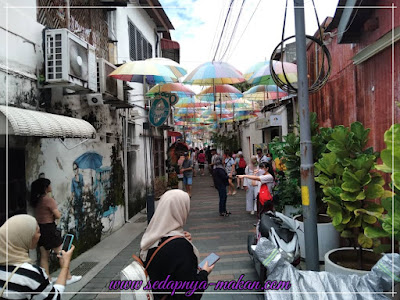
[45,29,97,92]
[87,93,104,106]
[97,58,123,100]
[130,109,140,118]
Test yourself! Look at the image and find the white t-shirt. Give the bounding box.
[260,173,275,193]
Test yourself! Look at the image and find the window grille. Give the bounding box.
[128,20,152,61]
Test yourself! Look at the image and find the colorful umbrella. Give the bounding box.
[183,61,245,85]
[146,83,195,97]
[246,60,297,86]
[197,84,243,103]
[145,57,187,78]
[108,60,179,84]
[243,85,288,101]
[174,97,211,108]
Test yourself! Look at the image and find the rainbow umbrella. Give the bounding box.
[197,84,243,103]
[109,60,179,84]
[174,97,211,108]
[243,85,288,101]
[183,62,245,85]
[247,60,297,86]
[145,57,187,78]
[146,83,195,97]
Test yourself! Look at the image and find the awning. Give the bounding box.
[161,38,180,50]
[0,106,96,138]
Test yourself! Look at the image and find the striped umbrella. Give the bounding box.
[245,60,297,86]
[109,60,179,84]
[145,57,187,78]
[146,83,195,97]
[243,85,288,101]
[183,62,245,85]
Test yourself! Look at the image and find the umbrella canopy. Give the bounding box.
[183,61,245,85]
[74,152,103,170]
[246,60,297,86]
[197,84,243,102]
[174,97,211,108]
[145,57,187,78]
[243,85,288,101]
[146,83,195,97]
[108,60,179,84]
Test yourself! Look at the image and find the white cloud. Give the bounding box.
[160,0,339,76]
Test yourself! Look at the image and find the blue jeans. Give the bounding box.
[217,185,227,214]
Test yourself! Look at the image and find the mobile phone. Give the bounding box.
[62,234,74,252]
[198,253,220,269]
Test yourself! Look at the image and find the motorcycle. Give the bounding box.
[247,211,300,283]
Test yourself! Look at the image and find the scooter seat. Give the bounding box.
[259,213,294,243]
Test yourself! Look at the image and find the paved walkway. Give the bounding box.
[66,169,263,299]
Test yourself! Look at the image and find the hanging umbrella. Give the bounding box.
[145,57,187,78]
[197,84,243,103]
[174,97,211,108]
[247,60,297,86]
[146,83,195,98]
[74,152,103,170]
[243,85,288,101]
[109,60,179,84]
[183,62,245,85]
[183,61,245,123]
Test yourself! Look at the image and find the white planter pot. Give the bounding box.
[294,214,340,262]
[324,247,377,276]
[283,205,302,217]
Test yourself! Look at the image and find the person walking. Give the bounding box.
[212,155,231,217]
[242,156,260,215]
[256,148,268,163]
[236,152,246,190]
[224,150,236,195]
[197,149,206,176]
[29,178,81,284]
[180,152,193,197]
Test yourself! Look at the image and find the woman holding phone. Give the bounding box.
[30,178,81,285]
[0,215,75,299]
[140,190,214,299]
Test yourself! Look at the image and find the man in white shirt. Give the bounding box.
[256,148,268,163]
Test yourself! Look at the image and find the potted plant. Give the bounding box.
[315,122,385,275]
[272,113,339,261]
[167,171,179,189]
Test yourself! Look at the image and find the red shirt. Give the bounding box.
[198,153,206,163]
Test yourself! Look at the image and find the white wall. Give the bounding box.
[240,118,262,161]
[0,0,44,106]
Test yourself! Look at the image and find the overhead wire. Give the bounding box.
[225,0,262,61]
[216,0,238,61]
[212,0,235,61]
[208,0,230,61]
[220,0,246,61]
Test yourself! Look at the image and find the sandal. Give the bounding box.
[219,213,226,216]
[225,211,232,215]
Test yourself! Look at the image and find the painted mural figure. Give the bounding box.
[71,162,84,238]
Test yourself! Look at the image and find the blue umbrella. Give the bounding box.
[74,152,103,170]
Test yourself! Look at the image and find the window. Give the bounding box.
[128,20,152,61]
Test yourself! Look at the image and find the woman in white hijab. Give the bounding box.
[140,190,214,299]
[0,214,74,299]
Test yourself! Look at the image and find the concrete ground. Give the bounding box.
[56,170,276,299]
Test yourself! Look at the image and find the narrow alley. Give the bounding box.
[68,170,262,300]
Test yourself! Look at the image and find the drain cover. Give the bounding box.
[71,262,98,276]
[134,216,147,223]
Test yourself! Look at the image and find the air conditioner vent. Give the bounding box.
[45,29,96,92]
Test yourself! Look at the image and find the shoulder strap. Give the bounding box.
[0,265,21,297]
[145,236,183,270]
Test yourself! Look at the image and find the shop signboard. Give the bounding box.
[149,93,171,127]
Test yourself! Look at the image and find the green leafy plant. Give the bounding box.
[211,132,239,152]
[315,122,386,266]
[364,124,400,251]
[168,172,179,188]
[271,112,332,212]
[273,173,302,212]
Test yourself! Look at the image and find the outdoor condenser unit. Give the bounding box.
[44,29,97,92]
[97,58,123,100]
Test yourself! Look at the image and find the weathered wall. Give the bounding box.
[308,4,400,152]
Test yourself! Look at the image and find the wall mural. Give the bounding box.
[61,150,120,255]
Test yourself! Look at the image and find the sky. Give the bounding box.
[159,0,339,76]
